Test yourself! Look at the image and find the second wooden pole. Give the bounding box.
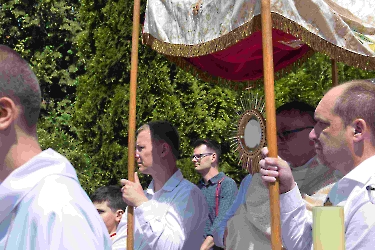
[261,0,282,249]
[127,0,142,249]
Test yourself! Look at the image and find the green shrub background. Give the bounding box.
[1,0,375,194]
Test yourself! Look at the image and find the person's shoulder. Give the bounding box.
[181,177,202,191]
[18,175,111,249]
[346,188,375,233]
[23,175,95,217]
[220,173,237,188]
[178,179,208,209]
[346,177,375,217]
[238,174,252,188]
[242,174,253,183]
[177,178,207,199]
[222,174,236,183]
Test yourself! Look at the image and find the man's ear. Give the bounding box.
[352,119,366,143]
[115,209,124,222]
[211,152,217,163]
[0,97,16,131]
[161,142,171,157]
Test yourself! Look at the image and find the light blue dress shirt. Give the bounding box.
[115,169,209,250]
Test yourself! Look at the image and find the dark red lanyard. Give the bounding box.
[215,176,226,217]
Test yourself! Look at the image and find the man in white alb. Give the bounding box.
[0,45,111,249]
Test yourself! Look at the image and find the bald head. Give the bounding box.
[0,45,41,130]
[331,80,375,144]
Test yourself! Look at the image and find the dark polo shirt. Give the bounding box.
[197,172,238,241]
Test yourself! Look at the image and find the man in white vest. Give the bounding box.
[0,45,111,249]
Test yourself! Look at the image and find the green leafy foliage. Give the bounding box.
[73,0,247,192]
[0,0,82,104]
[2,0,375,195]
[274,53,375,108]
[0,0,96,191]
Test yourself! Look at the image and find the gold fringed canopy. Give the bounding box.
[143,0,375,87]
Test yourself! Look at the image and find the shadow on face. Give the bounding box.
[276,111,316,167]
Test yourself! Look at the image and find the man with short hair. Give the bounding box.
[119,121,208,250]
[222,101,340,249]
[91,185,127,242]
[0,45,111,249]
[261,80,375,249]
[192,139,238,250]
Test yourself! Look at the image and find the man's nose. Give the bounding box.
[309,128,316,141]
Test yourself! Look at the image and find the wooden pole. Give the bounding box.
[261,0,282,249]
[331,59,338,86]
[127,0,141,248]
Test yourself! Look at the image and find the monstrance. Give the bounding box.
[230,92,266,174]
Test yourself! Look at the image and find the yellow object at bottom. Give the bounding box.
[313,206,345,250]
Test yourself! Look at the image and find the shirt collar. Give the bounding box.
[146,169,184,194]
[328,155,375,205]
[343,155,375,185]
[199,172,225,186]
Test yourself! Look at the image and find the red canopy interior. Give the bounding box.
[184,29,311,81]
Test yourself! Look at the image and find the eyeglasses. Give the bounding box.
[190,153,214,161]
[277,126,314,142]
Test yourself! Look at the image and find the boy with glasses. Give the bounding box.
[192,139,238,250]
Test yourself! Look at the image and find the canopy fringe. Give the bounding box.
[143,13,375,71]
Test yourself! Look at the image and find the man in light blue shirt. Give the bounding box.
[119,121,208,250]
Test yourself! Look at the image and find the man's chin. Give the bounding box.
[194,165,202,171]
[315,154,332,169]
[194,167,207,174]
[137,165,146,173]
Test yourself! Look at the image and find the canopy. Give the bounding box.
[124,1,375,250]
[143,0,375,85]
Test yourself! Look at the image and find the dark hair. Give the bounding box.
[192,139,222,160]
[0,45,41,128]
[333,80,375,143]
[138,120,180,159]
[276,101,315,121]
[90,185,127,212]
